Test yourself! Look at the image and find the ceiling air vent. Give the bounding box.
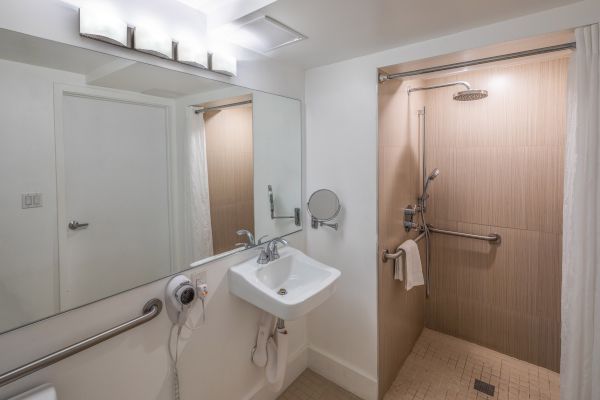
[227,15,307,53]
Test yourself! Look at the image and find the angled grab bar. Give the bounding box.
[0,298,162,388]
[382,231,427,262]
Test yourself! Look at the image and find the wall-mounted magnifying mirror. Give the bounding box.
[307,189,341,230]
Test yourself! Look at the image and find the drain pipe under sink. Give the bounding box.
[252,312,289,392]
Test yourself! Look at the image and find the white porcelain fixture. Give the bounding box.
[9,384,57,400]
[229,247,340,320]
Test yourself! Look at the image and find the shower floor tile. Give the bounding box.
[278,369,363,400]
[384,328,560,400]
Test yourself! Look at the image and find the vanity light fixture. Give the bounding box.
[79,6,129,47]
[134,24,173,59]
[78,8,236,76]
[211,52,237,76]
[177,40,209,69]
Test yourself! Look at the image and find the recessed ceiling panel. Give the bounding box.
[227,16,307,53]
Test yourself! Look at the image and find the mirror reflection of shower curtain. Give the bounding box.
[561,23,600,400]
[184,108,214,263]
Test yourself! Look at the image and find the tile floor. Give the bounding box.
[384,329,560,400]
[278,369,362,400]
[280,329,560,400]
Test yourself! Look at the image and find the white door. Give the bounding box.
[58,92,172,310]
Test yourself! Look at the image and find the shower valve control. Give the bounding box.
[403,205,419,232]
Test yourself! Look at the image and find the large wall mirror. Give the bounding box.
[0,28,302,334]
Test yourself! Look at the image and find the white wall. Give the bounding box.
[252,91,303,240]
[304,1,600,399]
[0,59,84,333]
[0,1,308,399]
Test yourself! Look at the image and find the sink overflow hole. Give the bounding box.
[277,288,287,296]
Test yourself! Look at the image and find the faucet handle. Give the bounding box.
[257,248,270,264]
[268,238,288,260]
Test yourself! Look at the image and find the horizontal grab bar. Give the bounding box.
[0,298,162,388]
[382,231,426,262]
[382,225,501,263]
[427,226,501,243]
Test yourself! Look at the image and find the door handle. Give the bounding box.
[68,220,89,230]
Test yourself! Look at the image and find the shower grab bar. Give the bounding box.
[427,226,501,243]
[382,231,426,262]
[0,298,162,388]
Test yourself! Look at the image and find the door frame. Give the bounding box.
[53,83,178,310]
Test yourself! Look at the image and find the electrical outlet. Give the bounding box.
[190,269,208,324]
[190,269,207,288]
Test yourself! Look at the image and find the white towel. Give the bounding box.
[394,239,424,290]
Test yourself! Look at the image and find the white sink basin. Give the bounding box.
[228,247,340,320]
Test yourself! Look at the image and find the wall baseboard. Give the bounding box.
[246,345,309,400]
[307,345,378,400]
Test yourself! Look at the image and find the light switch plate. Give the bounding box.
[22,193,42,209]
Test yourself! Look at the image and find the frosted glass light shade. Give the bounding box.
[211,53,237,76]
[134,25,173,59]
[79,7,128,47]
[177,41,208,69]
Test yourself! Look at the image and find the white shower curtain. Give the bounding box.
[561,23,600,400]
[184,107,213,263]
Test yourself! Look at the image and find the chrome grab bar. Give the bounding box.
[382,225,501,263]
[427,226,501,243]
[382,232,426,262]
[0,299,162,388]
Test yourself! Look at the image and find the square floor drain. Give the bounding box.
[474,379,495,396]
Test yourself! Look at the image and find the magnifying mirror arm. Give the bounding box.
[268,185,301,226]
[312,218,338,231]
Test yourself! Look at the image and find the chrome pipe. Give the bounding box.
[382,231,427,262]
[194,100,252,114]
[408,81,470,94]
[379,42,576,82]
[428,226,501,243]
[0,299,162,388]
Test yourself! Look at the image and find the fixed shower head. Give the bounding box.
[453,89,488,101]
[408,81,488,101]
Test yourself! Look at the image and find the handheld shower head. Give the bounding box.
[427,168,440,180]
[420,168,440,205]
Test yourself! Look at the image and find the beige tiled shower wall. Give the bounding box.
[377,78,427,397]
[423,55,568,372]
[204,107,254,254]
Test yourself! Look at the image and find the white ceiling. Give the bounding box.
[0,29,230,99]
[241,0,580,68]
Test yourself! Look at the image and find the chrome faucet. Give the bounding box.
[257,238,288,264]
[236,229,267,249]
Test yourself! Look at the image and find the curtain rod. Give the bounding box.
[194,100,252,114]
[379,42,576,82]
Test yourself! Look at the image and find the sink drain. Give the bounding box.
[277,288,287,296]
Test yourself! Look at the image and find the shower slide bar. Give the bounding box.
[0,298,163,388]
